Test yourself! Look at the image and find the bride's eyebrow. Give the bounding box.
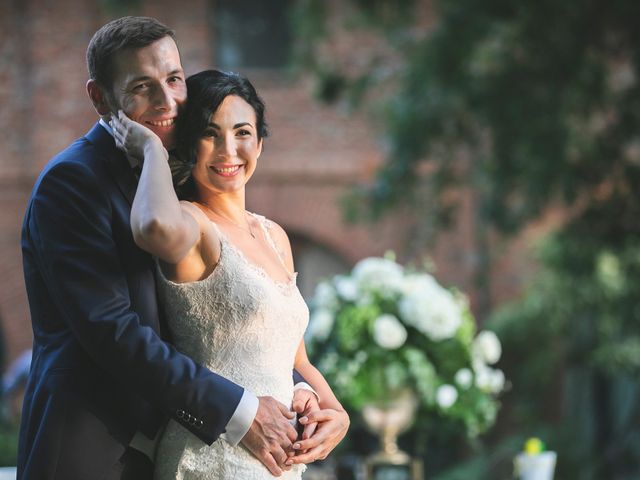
[208,122,254,129]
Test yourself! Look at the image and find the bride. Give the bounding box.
[110,69,348,479]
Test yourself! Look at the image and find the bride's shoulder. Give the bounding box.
[252,214,290,242]
[180,201,208,220]
[179,201,219,235]
[251,213,295,270]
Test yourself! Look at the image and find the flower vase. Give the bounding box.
[362,390,423,479]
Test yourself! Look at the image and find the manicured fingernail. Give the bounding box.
[299,416,308,424]
[293,443,301,449]
[285,460,293,466]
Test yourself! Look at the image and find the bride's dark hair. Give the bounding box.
[169,70,268,199]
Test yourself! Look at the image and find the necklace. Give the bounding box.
[200,202,256,239]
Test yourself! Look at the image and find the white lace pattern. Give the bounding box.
[153,215,308,479]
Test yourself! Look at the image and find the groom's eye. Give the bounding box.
[132,83,149,92]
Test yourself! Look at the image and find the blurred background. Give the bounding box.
[1,0,640,478]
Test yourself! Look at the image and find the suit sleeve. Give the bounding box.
[26,160,241,445]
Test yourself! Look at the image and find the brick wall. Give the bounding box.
[0,0,544,367]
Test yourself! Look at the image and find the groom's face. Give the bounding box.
[107,36,186,149]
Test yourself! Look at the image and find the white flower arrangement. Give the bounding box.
[307,253,506,437]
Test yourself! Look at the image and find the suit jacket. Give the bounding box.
[17,123,244,479]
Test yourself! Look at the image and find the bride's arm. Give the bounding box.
[267,221,349,463]
[289,341,349,464]
[110,111,200,263]
[294,342,344,412]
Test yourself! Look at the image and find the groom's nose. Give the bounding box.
[151,84,175,111]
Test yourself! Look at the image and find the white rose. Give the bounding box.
[436,384,458,409]
[352,257,404,296]
[333,275,359,301]
[473,330,502,365]
[372,314,407,350]
[399,276,462,341]
[401,273,440,297]
[474,365,504,393]
[474,365,493,392]
[490,369,505,393]
[313,281,337,309]
[307,309,334,341]
[454,368,473,389]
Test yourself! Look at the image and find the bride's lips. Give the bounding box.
[210,164,243,177]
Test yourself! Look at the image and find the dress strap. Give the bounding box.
[249,213,289,271]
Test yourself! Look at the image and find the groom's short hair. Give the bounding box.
[87,16,175,89]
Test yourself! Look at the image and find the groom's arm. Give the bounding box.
[28,158,243,444]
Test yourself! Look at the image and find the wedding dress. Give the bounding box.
[153,214,308,479]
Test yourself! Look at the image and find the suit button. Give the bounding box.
[197,420,204,428]
[176,409,185,419]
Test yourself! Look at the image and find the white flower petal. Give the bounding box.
[436,384,458,409]
[307,309,334,341]
[373,314,407,350]
[454,368,473,389]
[473,331,502,365]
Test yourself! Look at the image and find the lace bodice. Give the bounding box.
[153,214,308,479]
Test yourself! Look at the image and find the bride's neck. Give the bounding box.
[196,189,247,223]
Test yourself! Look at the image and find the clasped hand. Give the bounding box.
[242,391,349,477]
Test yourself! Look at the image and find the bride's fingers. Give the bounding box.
[302,421,317,440]
[298,410,333,425]
[292,431,324,453]
[286,444,326,465]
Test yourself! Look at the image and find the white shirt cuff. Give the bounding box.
[220,389,258,446]
[293,382,320,403]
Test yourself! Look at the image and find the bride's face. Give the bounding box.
[192,95,263,195]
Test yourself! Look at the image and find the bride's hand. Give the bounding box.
[291,389,319,449]
[286,409,349,465]
[109,110,163,167]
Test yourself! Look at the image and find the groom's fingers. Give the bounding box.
[277,401,296,420]
[255,451,283,477]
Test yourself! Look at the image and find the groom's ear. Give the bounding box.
[86,79,111,117]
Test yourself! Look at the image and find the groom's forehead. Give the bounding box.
[111,37,183,83]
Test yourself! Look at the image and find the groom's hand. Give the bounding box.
[241,396,298,477]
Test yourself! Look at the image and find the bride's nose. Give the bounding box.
[216,134,237,158]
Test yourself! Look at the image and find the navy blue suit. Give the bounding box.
[18,123,245,479]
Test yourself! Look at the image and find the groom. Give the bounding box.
[18,16,321,479]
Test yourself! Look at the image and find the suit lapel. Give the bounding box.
[85,123,138,206]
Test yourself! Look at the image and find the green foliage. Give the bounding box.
[292,0,640,232]
[293,0,640,477]
[488,216,640,478]
[0,423,19,467]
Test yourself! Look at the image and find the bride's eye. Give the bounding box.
[203,129,217,138]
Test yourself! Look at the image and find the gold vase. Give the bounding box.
[361,389,418,464]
